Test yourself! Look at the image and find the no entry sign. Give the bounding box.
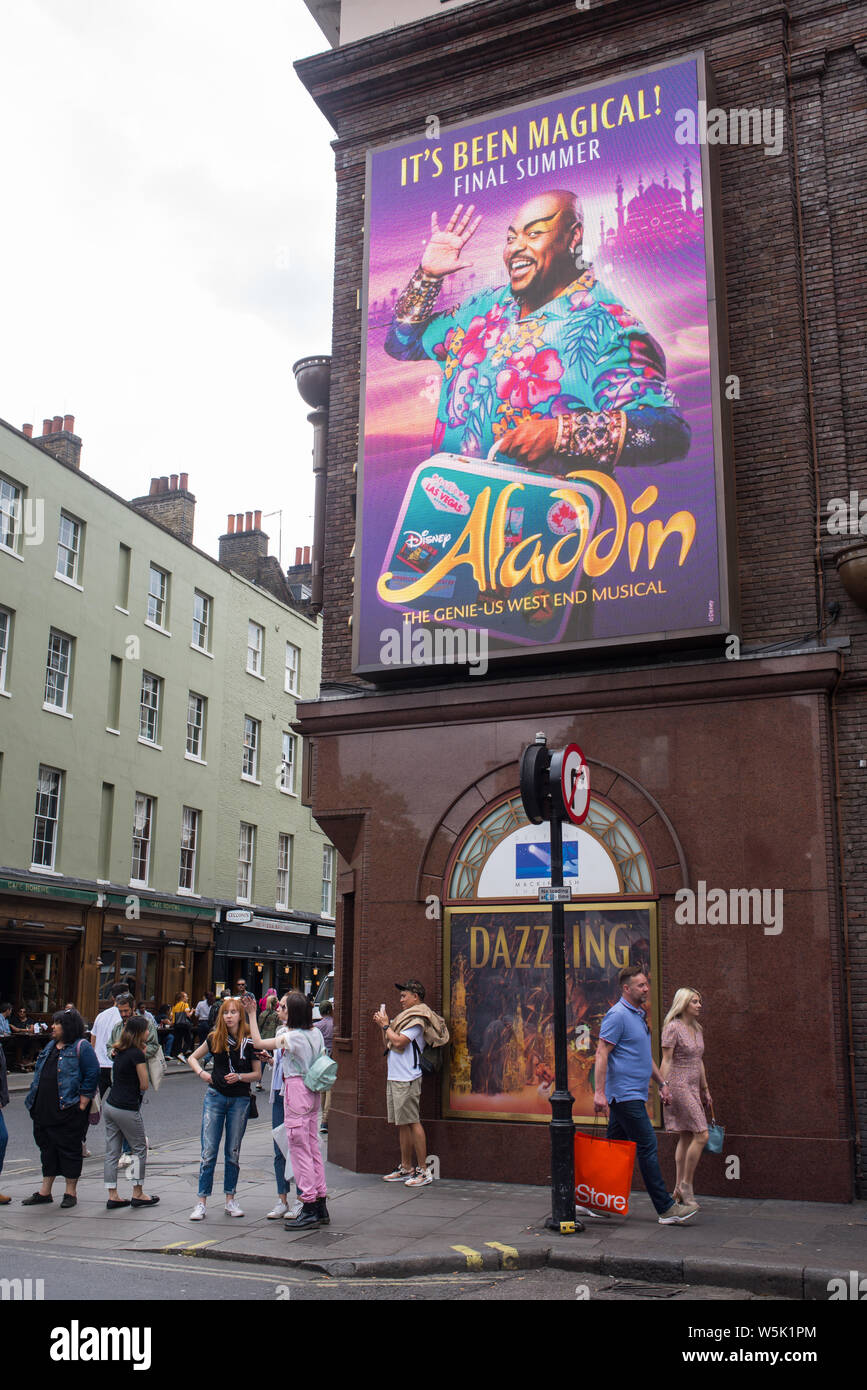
[550,744,590,826]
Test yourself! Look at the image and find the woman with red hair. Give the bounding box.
[186,998,260,1220]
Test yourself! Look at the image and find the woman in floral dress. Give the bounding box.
[660,989,712,1210]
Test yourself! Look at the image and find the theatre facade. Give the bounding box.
[295,0,866,1200]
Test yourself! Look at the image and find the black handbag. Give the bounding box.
[248,1093,258,1119]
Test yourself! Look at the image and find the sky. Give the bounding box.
[0,0,336,568]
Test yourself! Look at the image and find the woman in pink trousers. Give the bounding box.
[244,991,328,1230]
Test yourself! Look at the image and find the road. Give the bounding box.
[0,1238,776,1301]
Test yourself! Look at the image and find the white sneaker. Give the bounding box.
[266,1202,289,1220]
[405,1167,433,1187]
[224,1197,244,1218]
[118,1153,133,1169]
[283,1198,304,1220]
[189,1201,207,1221]
[658,1201,698,1225]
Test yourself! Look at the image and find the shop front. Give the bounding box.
[0,875,217,1028]
[213,914,335,1000]
[94,893,217,1020]
[0,876,93,1021]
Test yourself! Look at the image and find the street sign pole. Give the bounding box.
[545,807,577,1232]
[519,733,582,1235]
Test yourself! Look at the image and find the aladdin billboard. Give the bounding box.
[354,54,735,675]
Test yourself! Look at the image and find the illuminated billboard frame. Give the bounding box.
[354,52,736,676]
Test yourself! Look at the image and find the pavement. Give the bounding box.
[3,1069,866,1298]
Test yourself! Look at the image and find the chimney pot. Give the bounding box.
[294,547,302,566]
[170,474,179,491]
[159,476,169,493]
[43,419,53,436]
[63,414,74,433]
[179,472,189,491]
[304,546,311,565]
[227,515,236,534]
[53,415,63,433]
[22,423,33,438]
[236,513,244,532]
[149,478,160,496]
[245,511,253,532]
[254,509,262,530]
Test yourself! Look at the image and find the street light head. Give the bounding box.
[293,355,332,411]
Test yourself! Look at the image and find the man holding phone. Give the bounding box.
[373,981,434,1188]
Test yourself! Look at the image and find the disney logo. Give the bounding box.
[404,529,452,548]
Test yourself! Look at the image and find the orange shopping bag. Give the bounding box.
[574,1132,637,1215]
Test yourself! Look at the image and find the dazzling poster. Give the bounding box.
[355,55,731,674]
[445,904,657,1123]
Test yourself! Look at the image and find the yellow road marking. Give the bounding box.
[160,1241,190,1250]
[485,1241,519,1269]
[451,1244,484,1270]
[184,1240,217,1251]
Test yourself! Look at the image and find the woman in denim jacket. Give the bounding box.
[23,1009,99,1210]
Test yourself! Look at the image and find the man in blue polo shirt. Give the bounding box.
[594,965,696,1224]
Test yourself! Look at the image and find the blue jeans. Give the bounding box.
[607,1098,672,1216]
[198,1089,250,1197]
[271,1094,292,1196]
[0,1108,7,1179]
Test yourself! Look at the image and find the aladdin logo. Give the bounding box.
[49,1321,152,1371]
[575,1182,627,1213]
[378,473,695,604]
[404,528,452,548]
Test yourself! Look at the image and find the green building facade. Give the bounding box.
[0,415,334,1027]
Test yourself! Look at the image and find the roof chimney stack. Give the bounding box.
[219,507,293,604]
[286,541,315,614]
[130,472,196,544]
[34,412,83,469]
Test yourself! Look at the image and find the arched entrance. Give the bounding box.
[440,778,662,1126]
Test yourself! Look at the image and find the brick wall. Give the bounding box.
[298,0,867,1190]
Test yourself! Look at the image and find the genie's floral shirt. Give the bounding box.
[386,268,688,464]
